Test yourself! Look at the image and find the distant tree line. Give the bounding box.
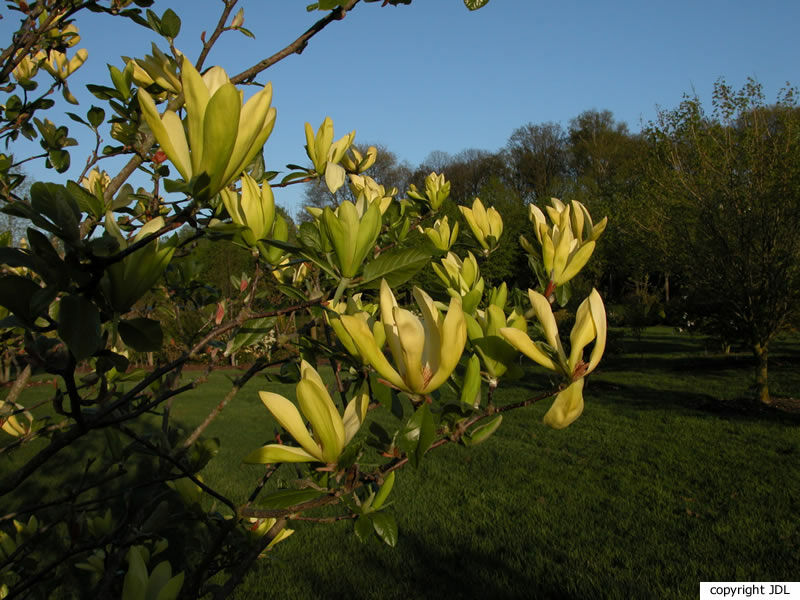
[301,79,800,404]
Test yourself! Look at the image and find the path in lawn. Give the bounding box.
[165,327,799,599]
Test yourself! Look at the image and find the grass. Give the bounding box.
[3,327,799,599]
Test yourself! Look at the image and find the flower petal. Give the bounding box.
[586,288,606,373]
[500,327,558,371]
[543,378,585,429]
[342,381,369,444]
[243,444,318,464]
[296,380,343,463]
[424,295,466,393]
[393,306,426,393]
[340,314,406,391]
[258,391,321,460]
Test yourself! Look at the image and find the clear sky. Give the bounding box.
[3,0,799,215]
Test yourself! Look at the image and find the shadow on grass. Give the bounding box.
[287,530,596,600]
[588,379,800,426]
[603,353,755,374]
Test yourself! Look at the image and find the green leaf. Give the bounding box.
[298,222,323,252]
[48,149,71,173]
[30,182,80,243]
[26,228,63,272]
[189,437,220,470]
[354,515,372,542]
[160,8,181,38]
[258,489,325,509]
[397,403,435,468]
[108,64,131,101]
[459,354,482,408]
[361,247,431,288]
[95,350,130,374]
[369,372,392,409]
[370,512,398,547]
[87,106,105,128]
[65,112,88,126]
[555,280,572,307]
[367,421,392,448]
[275,284,307,302]
[86,84,122,101]
[463,415,503,446]
[67,180,104,218]
[0,275,41,324]
[118,318,164,352]
[464,0,490,9]
[225,317,276,356]
[372,471,395,510]
[145,8,161,33]
[58,295,101,361]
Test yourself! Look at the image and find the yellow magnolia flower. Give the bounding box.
[41,48,88,81]
[122,546,184,600]
[1,399,33,437]
[321,200,381,278]
[103,216,176,312]
[349,174,395,215]
[80,168,110,195]
[325,295,385,361]
[523,198,607,287]
[248,517,295,555]
[339,280,467,396]
[500,288,606,428]
[465,304,526,379]
[431,251,484,313]
[341,145,377,173]
[138,57,276,200]
[245,361,369,464]
[459,197,502,253]
[126,43,181,94]
[407,172,450,210]
[272,258,310,286]
[219,173,275,247]
[432,251,483,296]
[421,216,459,251]
[304,117,355,193]
[11,51,43,83]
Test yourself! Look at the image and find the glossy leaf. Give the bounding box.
[160,8,181,37]
[58,295,101,361]
[370,512,398,547]
[361,247,431,289]
[119,318,164,352]
[398,403,435,468]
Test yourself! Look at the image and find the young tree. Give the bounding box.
[647,79,800,404]
[0,1,613,598]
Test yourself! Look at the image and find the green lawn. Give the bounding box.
[4,327,799,599]
[176,328,800,599]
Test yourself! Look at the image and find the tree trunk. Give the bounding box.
[753,342,771,405]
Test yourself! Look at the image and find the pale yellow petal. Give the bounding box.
[499,327,558,371]
[340,315,406,391]
[296,380,343,463]
[586,289,606,373]
[394,307,426,393]
[258,391,322,461]
[424,295,466,393]
[543,378,585,429]
[243,444,318,464]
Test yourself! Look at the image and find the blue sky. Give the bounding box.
[3,0,799,215]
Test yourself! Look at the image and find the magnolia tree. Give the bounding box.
[0,1,607,598]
